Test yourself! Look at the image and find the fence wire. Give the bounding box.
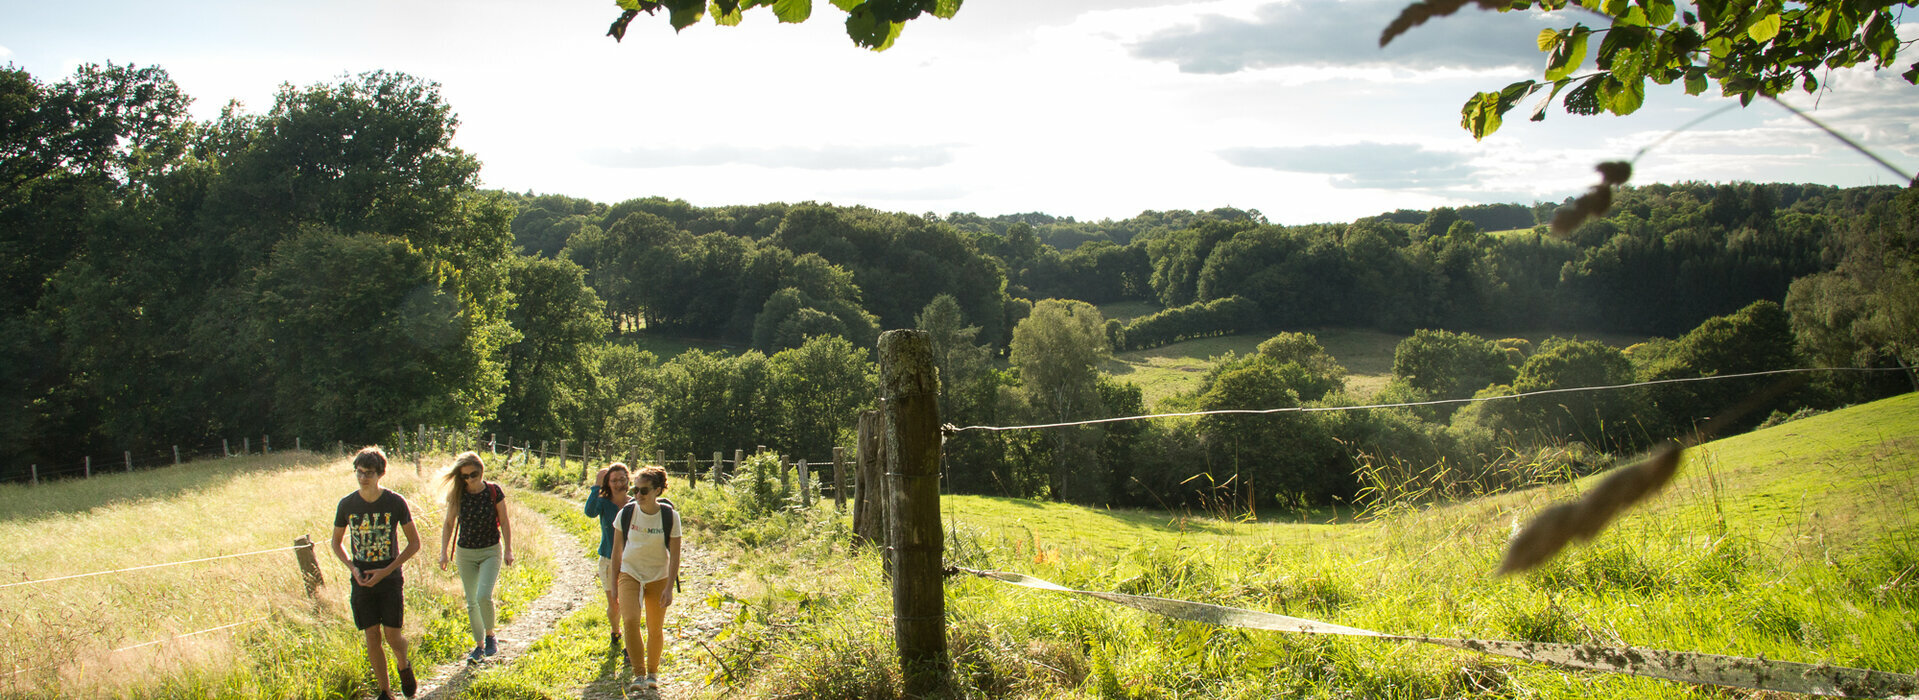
[0,543,313,590]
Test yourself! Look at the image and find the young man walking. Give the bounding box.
[332,446,423,699]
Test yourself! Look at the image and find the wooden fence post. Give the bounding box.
[174,445,181,465]
[833,446,848,511]
[712,451,724,484]
[124,451,132,472]
[539,441,548,468]
[490,433,497,456]
[85,456,91,478]
[264,435,271,454]
[416,424,426,475]
[655,449,665,471]
[879,329,947,694]
[686,452,698,488]
[223,439,230,457]
[243,437,250,456]
[798,459,812,507]
[780,455,792,496]
[734,449,743,479]
[853,410,885,545]
[559,439,569,476]
[294,535,324,597]
[295,437,301,452]
[30,465,37,486]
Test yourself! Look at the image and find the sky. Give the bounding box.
[4,0,1915,225]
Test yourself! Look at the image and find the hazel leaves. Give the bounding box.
[608,0,961,50]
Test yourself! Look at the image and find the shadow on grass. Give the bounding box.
[0,452,339,524]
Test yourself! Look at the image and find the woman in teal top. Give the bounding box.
[584,462,631,647]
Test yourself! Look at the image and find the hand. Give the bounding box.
[503,550,515,567]
[350,566,367,586]
[364,566,393,586]
[660,584,674,609]
[439,553,449,570]
[595,467,610,488]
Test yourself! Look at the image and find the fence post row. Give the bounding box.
[878,329,948,694]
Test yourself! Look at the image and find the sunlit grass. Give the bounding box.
[0,450,557,698]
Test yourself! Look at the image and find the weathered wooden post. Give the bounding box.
[686,452,698,488]
[712,451,724,484]
[655,450,666,472]
[124,451,132,472]
[30,465,37,486]
[243,437,250,456]
[174,445,181,465]
[798,459,812,507]
[295,437,301,452]
[779,455,792,496]
[416,424,426,473]
[264,435,271,454]
[853,410,885,545]
[559,439,569,475]
[85,456,92,478]
[833,446,848,511]
[294,535,324,597]
[879,329,947,694]
[223,439,230,457]
[734,449,744,482]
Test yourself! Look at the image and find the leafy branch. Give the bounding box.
[608,0,961,51]
[1383,0,1919,139]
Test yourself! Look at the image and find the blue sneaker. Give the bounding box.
[484,635,498,656]
[467,645,485,663]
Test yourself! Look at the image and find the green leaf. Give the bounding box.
[844,5,902,50]
[1546,25,1591,81]
[1684,70,1709,94]
[771,0,812,22]
[1637,0,1676,26]
[1564,75,1605,115]
[1602,75,1646,114]
[1904,61,1919,85]
[1461,91,1505,140]
[1865,12,1898,65]
[928,0,961,19]
[1530,79,1570,121]
[1537,28,1559,52]
[1746,12,1781,42]
[712,0,744,25]
[830,0,862,11]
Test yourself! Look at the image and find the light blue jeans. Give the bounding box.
[456,544,501,646]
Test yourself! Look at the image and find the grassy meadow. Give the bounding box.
[0,450,557,699]
[674,392,1918,698]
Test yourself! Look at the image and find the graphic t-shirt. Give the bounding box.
[456,482,504,549]
[335,489,413,570]
[618,504,680,584]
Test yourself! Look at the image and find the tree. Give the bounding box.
[492,255,612,441]
[915,294,992,423]
[768,335,877,460]
[607,0,963,51]
[1388,329,1517,417]
[1384,0,1919,139]
[1009,299,1111,500]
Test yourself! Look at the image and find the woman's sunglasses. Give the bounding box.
[461,470,482,480]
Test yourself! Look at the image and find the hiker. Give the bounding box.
[585,462,632,649]
[436,451,514,662]
[331,446,422,700]
[609,465,682,693]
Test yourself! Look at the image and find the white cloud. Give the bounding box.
[584,144,961,170]
[1219,141,1482,189]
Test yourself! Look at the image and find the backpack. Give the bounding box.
[616,498,681,591]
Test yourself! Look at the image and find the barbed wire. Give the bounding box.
[0,543,313,590]
[946,366,1908,434]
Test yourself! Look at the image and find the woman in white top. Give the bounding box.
[609,465,681,692]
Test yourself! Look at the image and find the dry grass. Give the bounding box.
[0,450,555,698]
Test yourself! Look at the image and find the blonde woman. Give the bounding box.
[436,451,514,663]
[609,466,681,692]
[584,462,631,648]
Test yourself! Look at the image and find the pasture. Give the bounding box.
[0,451,557,699]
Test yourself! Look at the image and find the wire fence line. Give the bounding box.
[946,366,1909,434]
[953,567,1918,698]
[5,617,271,678]
[0,543,316,590]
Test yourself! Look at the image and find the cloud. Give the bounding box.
[0,45,11,58]
[1219,141,1481,188]
[1129,0,1556,74]
[584,144,959,170]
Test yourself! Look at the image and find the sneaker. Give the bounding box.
[467,645,485,663]
[626,678,646,693]
[398,666,417,698]
[484,635,498,656]
[611,631,622,647]
[644,674,659,689]
[373,692,394,700]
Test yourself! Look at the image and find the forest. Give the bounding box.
[5,62,1916,511]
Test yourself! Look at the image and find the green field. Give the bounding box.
[678,392,1919,698]
[1108,324,1646,408]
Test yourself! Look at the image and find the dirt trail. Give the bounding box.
[410,502,735,700]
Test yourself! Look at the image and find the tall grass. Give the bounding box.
[667,393,1918,698]
[0,450,557,698]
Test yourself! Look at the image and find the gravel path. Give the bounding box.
[408,503,737,700]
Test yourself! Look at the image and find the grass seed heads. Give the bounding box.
[1498,444,1683,575]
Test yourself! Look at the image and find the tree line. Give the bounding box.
[5,63,1913,513]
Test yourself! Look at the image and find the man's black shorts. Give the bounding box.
[350,573,405,630]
